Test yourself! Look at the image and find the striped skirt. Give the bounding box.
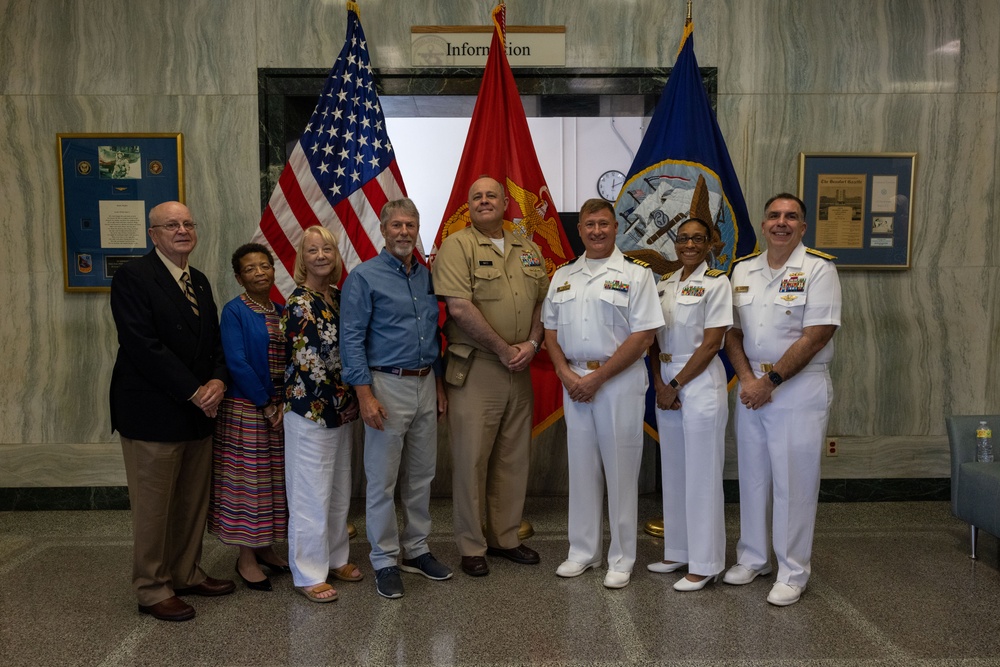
[209,396,288,546]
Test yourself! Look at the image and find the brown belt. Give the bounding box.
[372,366,432,377]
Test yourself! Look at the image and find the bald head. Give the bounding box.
[467,177,507,237]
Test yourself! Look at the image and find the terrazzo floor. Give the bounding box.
[1,497,998,666]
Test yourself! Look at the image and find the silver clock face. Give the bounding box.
[597,170,626,202]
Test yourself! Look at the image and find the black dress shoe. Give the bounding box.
[175,576,236,597]
[486,544,540,565]
[255,553,291,574]
[236,561,272,591]
[460,556,490,577]
[138,596,195,622]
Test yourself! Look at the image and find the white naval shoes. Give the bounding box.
[673,573,720,592]
[767,581,804,606]
[555,559,599,578]
[722,563,773,585]
[646,560,687,574]
[603,570,631,589]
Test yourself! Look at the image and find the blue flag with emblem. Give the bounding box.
[613,14,757,439]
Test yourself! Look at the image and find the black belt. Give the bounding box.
[372,366,432,377]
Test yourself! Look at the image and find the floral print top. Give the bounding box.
[281,285,358,427]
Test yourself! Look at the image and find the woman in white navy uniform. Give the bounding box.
[648,217,732,591]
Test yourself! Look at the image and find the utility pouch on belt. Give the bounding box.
[444,344,475,387]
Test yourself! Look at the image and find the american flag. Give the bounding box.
[254,1,408,297]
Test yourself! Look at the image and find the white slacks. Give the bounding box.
[655,357,727,576]
[284,410,353,588]
[563,361,647,574]
[364,372,438,571]
[734,370,832,588]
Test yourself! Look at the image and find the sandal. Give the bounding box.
[330,563,364,582]
[295,583,338,603]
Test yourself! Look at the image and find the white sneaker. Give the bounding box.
[767,582,804,606]
[722,563,773,585]
[555,559,598,578]
[603,570,631,589]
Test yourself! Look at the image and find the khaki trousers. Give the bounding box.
[121,436,212,606]
[447,354,533,556]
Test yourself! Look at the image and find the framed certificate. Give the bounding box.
[798,152,916,269]
[58,133,184,291]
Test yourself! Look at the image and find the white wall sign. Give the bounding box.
[411,26,566,67]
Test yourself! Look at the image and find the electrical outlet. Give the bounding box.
[826,440,838,457]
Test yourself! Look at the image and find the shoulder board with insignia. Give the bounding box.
[805,248,837,261]
[731,250,762,265]
[705,269,725,278]
[554,259,574,271]
[624,256,651,268]
[659,271,676,282]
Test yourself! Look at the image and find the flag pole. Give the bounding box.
[646,0,693,542]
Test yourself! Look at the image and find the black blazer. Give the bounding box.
[109,251,229,441]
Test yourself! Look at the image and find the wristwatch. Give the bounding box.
[767,370,784,386]
[668,378,681,389]
[528,339,540,353]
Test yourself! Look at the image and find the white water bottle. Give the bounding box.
[976,421,993,463]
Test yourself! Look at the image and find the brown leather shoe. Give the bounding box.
[486,544,540,565]
[174,576,236,597]
[138,595,195,622]
[460,556,489,577]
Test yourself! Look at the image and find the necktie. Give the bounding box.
[181,271,200,316]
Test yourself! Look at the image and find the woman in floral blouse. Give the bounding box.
[281,225,361,603]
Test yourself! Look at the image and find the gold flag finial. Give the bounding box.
[686,0,692,25]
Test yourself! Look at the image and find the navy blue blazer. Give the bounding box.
[109,250,229,441]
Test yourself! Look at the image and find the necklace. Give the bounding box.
[244,292,275,313]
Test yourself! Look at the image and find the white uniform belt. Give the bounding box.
[750,361,828,373]
[658,352,693,363]
[570,359,610,370]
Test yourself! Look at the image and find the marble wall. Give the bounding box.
[2,0,998,494]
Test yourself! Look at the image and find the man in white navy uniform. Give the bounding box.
[722,192,841,606]
[542,198,663,589]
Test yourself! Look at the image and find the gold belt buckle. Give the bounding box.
[586,361,602,370]
[659,353,672,362]
[760,363,774,372]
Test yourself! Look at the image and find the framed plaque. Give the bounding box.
[798,152,915,269]
[58,133,184,291]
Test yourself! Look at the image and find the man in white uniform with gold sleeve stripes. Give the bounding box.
[723,193,841,606]
[542,198,664,589]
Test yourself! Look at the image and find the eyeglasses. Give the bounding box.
[675,234,708,245]
[150,222,197,232]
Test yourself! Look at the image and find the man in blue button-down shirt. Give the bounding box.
[340,198,451,599]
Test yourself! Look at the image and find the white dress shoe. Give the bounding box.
[646,560,686,574]
[767,581,804,606]
[603,570,631,589]
[555,559,598,578]
[673,572,720,592]
[722,563,773,585]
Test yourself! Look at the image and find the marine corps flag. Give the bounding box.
[432,1,574,437]
[613,11,757,438]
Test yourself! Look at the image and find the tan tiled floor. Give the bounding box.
[1,498,998,666]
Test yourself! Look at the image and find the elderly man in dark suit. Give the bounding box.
[110,200,234,622]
